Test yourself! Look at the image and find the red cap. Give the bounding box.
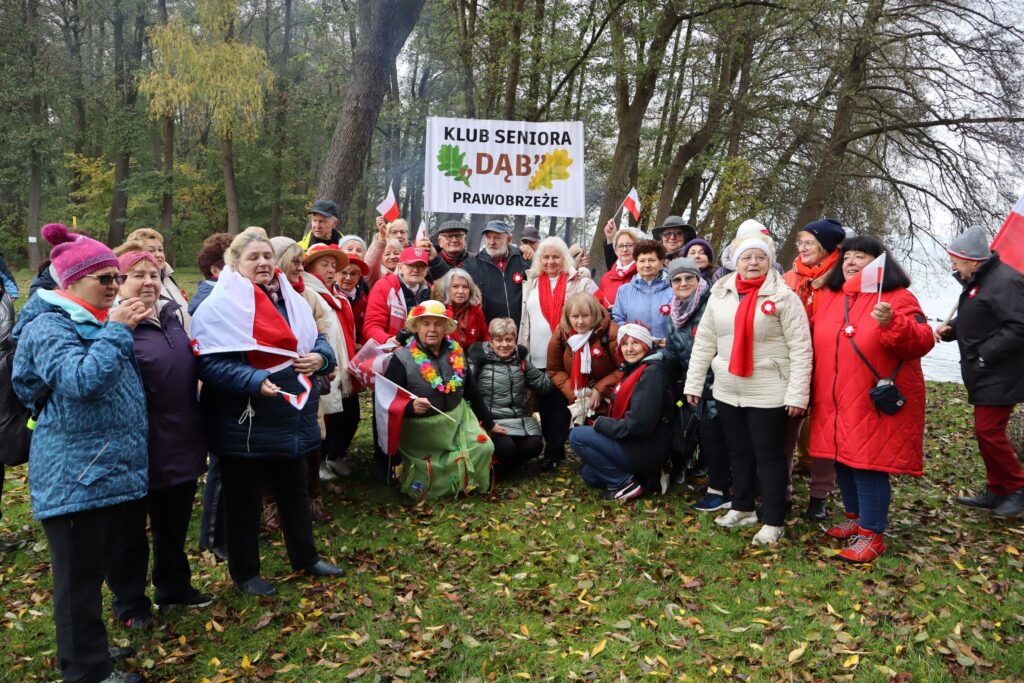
[399,247,429,266]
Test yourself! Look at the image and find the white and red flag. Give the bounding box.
[376,182,400,223]
[858,252,887,304]
[623,187,641,221]
[374,373,413,456]
[415,220,428,243]
[992,191,1024,273]
[346,338,396,386]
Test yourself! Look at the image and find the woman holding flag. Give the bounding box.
[809,236,933,563]
[380,300,496,500]
[191,227,344,597]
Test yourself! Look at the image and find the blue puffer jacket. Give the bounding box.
[198,297,336,459]
[611,274,674,339]
[11,290,148,520]
[188,278,216,316]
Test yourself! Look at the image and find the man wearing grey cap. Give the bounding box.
[298,200,342,249]
[519,226,541,260]
[428,220,471,280]
[937,226,1024,518]
[463,219,531,327]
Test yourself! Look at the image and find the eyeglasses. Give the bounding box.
[83,273,128,286]
[671,276,696,285]
[795,240,820,249]
[439,233,465,241]
[615,243,634,251]
[661,231,684,239]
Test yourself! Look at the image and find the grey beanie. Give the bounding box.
[339,234,368,253]
[946,226,991,261]
[667,257,701,280]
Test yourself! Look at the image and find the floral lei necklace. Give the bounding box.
[408,337,465,393]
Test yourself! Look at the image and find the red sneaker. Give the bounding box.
[825,512,860,539]
[837,531,886,564]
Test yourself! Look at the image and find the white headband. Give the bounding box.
[733,238,773,264]
[616,323,653,350]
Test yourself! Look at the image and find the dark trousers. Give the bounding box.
[107,480,199,620]
[699,409,731,494]
[492,434,543,472]
[199,454,226,554]
[975,405,1024,495]
[219,454,320,583]
[716,402,788,526]
[323,396,361,462]
[537,390,570,462]
[570,426,633,490]
[783,415,835,501]
[835,462,891,533]
[42,504,125,683]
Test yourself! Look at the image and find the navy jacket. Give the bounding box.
[133,301,207,489]
[198,295,336,459]
[188,278,216,316]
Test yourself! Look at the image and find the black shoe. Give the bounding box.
[304,560,345,578]
[992,489,1024,518]
[154,589,214,610]
[235,577,278,597]
[540,458,563,471]
[805,496,828,521]
[956,488,1005,509]
[99,671,145,683]
[109,645,134,662]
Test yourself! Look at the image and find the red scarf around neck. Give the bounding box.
[611,363,647,419]
[728,274,767,377]
[538,272,567,332]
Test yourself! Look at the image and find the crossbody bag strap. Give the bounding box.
[844,296,902,382]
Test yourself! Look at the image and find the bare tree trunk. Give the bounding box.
[269,0,293,235]
[158,0,173,235]
[316,0,426,219]
[456,0,478,117]
[222,131,241,234]
[784,0,885,262]
[27,0,43,269]
[64,0,87,202]
[107,2,144,246]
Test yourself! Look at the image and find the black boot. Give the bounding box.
[805,496,828,521]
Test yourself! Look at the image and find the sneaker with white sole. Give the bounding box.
[693,491,732,512]
[752,524,784,545]
[612,479,644,502]
[318,462,339,482]
[715,509,758,528]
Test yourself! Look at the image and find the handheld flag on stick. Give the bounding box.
[346,339,396,387]
[622,187,641,221]
[859,252,887,305]
[376,182,400,223]
[374,373,414,456]
[415,220,428,243]
[991,191,1024,274]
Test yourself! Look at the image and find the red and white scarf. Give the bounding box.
[566,329,593,394]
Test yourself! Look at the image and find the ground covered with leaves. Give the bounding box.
[2,270,1022,681]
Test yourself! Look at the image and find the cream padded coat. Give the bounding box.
[683,269,812,409]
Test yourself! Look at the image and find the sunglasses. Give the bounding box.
[83,273,128,286]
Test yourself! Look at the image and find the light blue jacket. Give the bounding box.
[12,290,148,520]
[611,274,674,339]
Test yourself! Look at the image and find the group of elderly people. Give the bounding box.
[6,195,1023,682]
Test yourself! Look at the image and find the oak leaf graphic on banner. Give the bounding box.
[528,148,573,190]
[437,144,472,187]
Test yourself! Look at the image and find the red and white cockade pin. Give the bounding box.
[968,287,978,299]
[660,303,671,315]
[512,272,524,284]
[592,346,604,357]
[760,300,777,315]
[190,338,201,356]
[843,325,856,337]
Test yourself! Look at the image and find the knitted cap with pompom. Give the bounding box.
[42,223,120,288]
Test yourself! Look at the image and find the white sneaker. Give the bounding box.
[715,509,758,528]
[752,524,784,546]
[318,462,339,482]
[326,459,352,477]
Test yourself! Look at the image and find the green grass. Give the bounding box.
[1,271,1022,682]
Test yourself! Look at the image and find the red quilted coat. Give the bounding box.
[808,276,934,476]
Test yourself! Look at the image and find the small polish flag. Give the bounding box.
[992,191,1024,273]
[415,220,428,243]
[623,187,641,221]
[374,373,414,456]
[859,252,886,303]
[277,373,312,411]
[376,182,400,223]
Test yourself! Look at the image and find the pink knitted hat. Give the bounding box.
[42,223,120,288]
[118,250,159,274]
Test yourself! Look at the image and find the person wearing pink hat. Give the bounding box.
[12,223,152,683]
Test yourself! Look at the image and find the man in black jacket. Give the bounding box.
[427,220,471,280]
[938,226,1024,518]
[462,220,531,327]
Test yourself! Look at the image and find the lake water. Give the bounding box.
[910,262,964,384]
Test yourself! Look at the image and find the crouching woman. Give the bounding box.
[383,300,496,500]
[569,323,674,501]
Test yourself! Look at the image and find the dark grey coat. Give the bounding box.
[468,342,551,436]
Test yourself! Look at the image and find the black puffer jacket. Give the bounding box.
[592,354,674,478]
[468,342,551,437]
[946,254,1024,405]
[462,247,530,327]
